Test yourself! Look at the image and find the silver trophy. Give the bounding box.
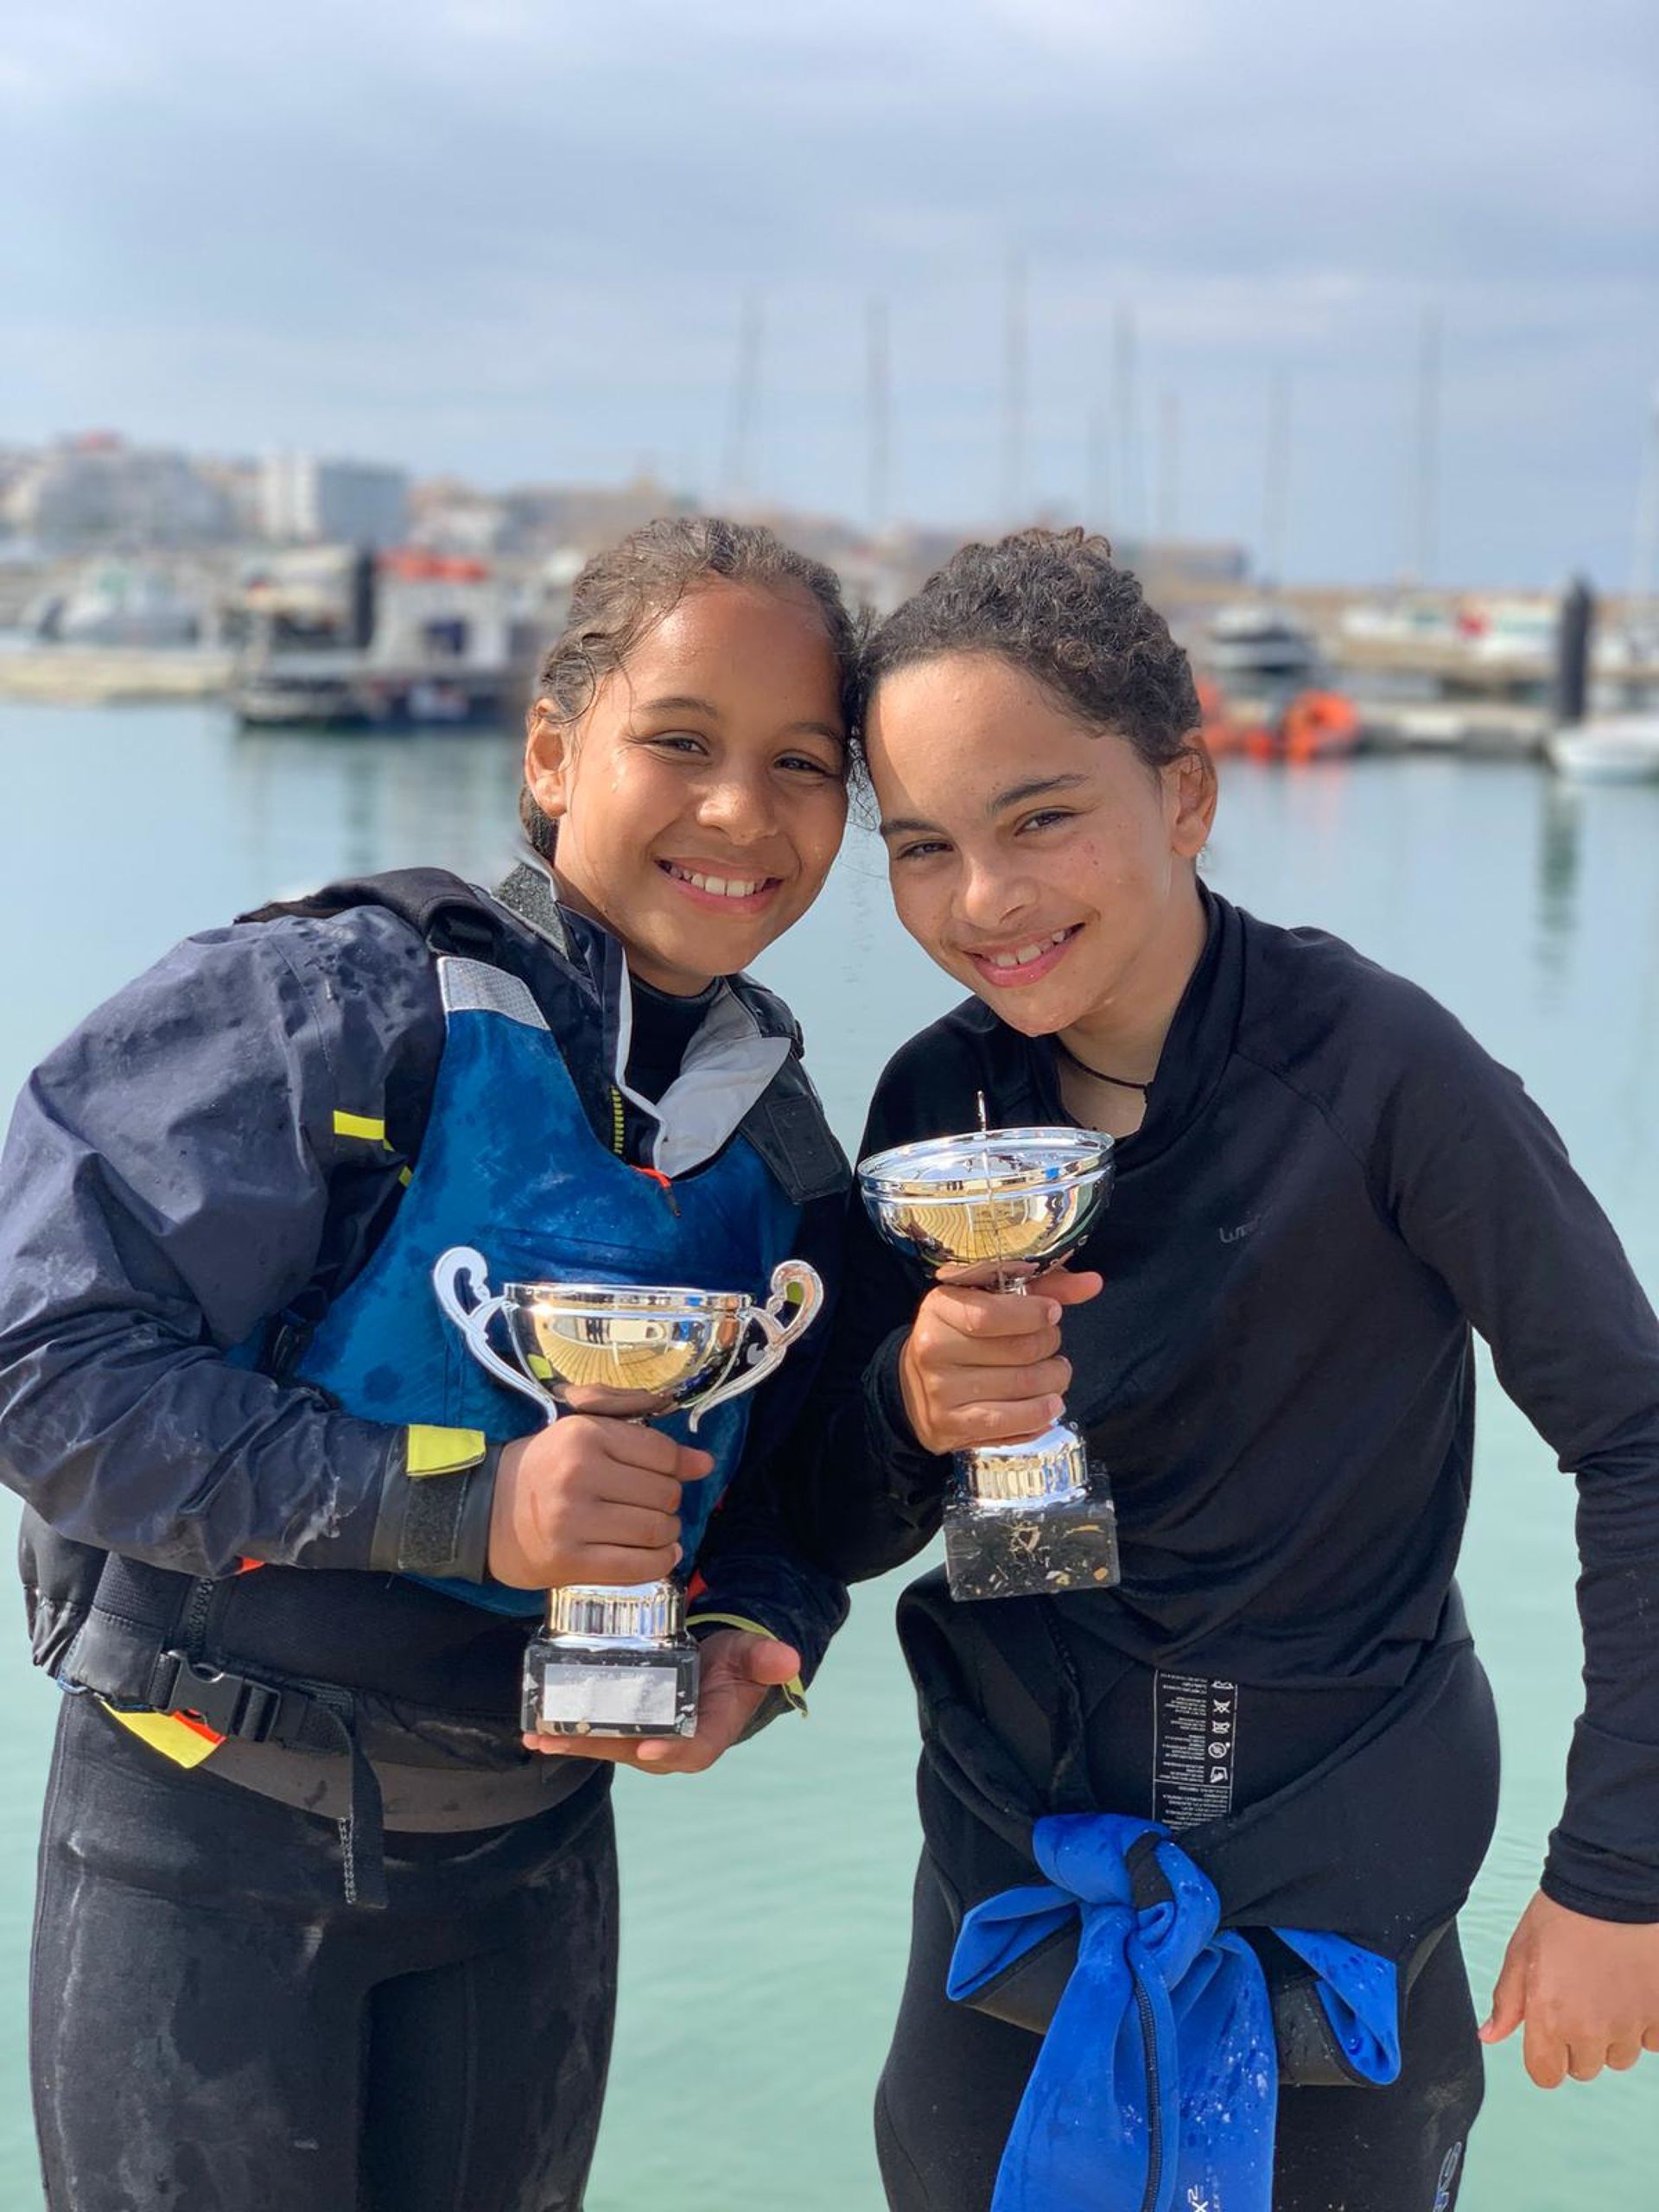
[858,1127,1117,1603]
[434,1248,823,1736]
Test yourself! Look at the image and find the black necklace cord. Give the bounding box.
[1054,1033,1153,1096]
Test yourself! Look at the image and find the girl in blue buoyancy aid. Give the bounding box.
[794,530,1659,2211]
[0,518,860,2212]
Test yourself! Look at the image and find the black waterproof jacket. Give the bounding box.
[0,864,850,1810]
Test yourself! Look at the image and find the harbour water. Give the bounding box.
[0,701,1656,2209]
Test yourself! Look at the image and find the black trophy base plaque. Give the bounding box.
[943,1465,1121,1604]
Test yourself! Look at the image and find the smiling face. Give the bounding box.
[865,651,1215,1043]
[524,580,849,994]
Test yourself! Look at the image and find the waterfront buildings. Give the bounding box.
[1,435,236,551]
[259,454,410,550]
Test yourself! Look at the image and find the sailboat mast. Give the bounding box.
[1001,251,1028,526]
[1113,305,1140,541]
[721,291,764,511]
[867,295,891,534]
[1630,381,1659,621]
[1412,304,1442,586]
[1263,370,1291,588]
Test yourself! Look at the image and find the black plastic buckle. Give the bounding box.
[149,1650,282,1742]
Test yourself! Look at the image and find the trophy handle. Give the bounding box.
[432,1244,557,1427]
[686,1261,824,1430]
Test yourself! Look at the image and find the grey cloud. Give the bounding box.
[2,0,1656,581]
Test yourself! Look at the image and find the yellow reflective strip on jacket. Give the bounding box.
[102,1703,222,1768]
[684,1611,807,1713]
[405,1423,487,1478]
[332,1109,389,1143]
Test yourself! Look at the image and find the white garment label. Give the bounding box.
[536,1662,679,1729]
[1152,1673,1239,1832]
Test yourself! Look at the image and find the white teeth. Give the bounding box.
[983,931,1071,970]
[666,864,766,899]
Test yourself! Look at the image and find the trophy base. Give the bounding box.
[943,1462,1120,1604]
[521,1634,700,1738]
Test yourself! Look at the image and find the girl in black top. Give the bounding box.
[799,531,1659,2210]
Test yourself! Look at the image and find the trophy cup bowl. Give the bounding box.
[501,1281,758,1421]
[857,1128,1118,1604]
[434,1248,823,1737]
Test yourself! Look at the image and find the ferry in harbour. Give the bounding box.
[232,548,547,730]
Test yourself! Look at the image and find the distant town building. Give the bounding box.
[407,476,508,558]
[3,435,235,551]
[0,446,37,528]
[1133,537,1251,587]
[259,454,410,549]
[197,455,266,543]
[494,474,692,559]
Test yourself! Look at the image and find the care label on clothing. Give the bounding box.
[1152,1674,1239,1832]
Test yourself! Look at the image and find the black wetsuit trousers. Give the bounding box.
[875,1853,1484,2212]
[30,1694,618,2212]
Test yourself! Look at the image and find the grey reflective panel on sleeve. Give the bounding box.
[438,957,550,1032]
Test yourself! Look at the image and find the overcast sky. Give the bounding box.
[3,0,1656,584]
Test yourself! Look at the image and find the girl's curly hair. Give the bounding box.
[862,526,1201,771]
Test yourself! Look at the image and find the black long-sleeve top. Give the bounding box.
[798,889,1659,1921]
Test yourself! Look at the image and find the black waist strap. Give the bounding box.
[67,1554,387,1908]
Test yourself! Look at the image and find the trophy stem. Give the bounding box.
[962,1418,1090,1509]
[544,1581,686,1643]
[945,1438,1120,1604]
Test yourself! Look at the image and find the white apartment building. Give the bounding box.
[260,454,410,548]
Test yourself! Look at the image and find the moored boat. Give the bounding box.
[1547,715,1659,784]
[1204,602,1320,686]
[1198,678,1362,764]
[232,547,543,730]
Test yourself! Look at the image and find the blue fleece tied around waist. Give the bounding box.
[948,1814,1401,2212]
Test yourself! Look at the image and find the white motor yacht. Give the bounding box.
[1204,603,1320,685]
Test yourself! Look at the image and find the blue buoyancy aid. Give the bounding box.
[296,951,801,1614]
[948,1813,1401,2212]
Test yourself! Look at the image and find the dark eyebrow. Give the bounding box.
[880,772,1090,841]
[989,772,1091,812]
[639,694,721,717]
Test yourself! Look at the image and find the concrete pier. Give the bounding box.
[0,647,233,704]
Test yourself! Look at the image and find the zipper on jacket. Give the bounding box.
[609,1084,681,1214]
[1135,1972,1164,2212]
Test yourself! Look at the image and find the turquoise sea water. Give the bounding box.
[0,702,1656,2209]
